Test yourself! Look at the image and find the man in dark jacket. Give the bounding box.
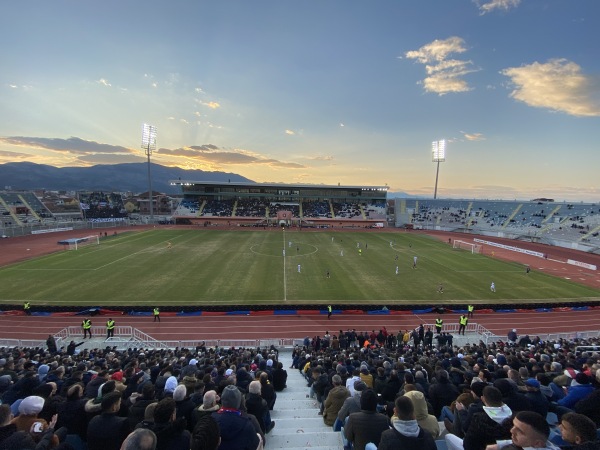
[344,389,390,450]
[142,397,191,450]
[245,380,274,434]
[523,378,550,418]
[446,386,513,450]
[429,370,460,419]
[378,396,436,450]
[272,361,287,392]
[212,385,261,450]
[127,382,157,429]
[87,391,131,450]
[452,381,486,438]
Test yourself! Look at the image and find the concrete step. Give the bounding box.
[267,430,342,449]
[271,407,321,419]
[265,350,341,450]
[271,417,330,430]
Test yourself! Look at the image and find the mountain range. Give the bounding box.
[0,162,253,194]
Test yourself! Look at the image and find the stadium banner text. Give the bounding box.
[567,259,597,271]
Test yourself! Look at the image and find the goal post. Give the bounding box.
[452,240,482,254]
[68,235,100,251]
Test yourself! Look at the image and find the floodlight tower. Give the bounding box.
[141,124,157,222]
[432,139,446,200]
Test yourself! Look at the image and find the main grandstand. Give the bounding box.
[170,180,388,227]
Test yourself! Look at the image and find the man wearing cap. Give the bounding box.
[523,378,549,418]
[211,385,261,450]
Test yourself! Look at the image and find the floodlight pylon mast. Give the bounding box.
[141,124,157,222]
[432,139,446,200]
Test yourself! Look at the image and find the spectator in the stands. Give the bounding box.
[141,397,190,450]
[87,391,131,450]
[323,374,349,427]
[344,389,390,450]
[271,361,287,392]
[245,380,274,435]
[376,395,436,450]
[445,386,512,450]
[429,369,460,419]
[259,372,276,411]
[191,415,221,450]
[404,390,440,439]
[523,378,550,418]
[556,412,599,450]
[120,428,158,450]
[338,380,367,425]
[211,385,261,450]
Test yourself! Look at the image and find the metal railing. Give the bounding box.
[4,326,599,352]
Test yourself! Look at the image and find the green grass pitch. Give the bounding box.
[0,229,598,307]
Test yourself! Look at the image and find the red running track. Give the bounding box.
[2,309,600,343]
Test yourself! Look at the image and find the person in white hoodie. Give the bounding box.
[374,396,436,450]
[445,386,513,450]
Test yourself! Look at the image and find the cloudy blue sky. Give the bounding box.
[1,0,599,201]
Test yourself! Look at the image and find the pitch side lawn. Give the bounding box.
[0,229,598,307]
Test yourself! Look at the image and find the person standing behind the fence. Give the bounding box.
[23,301,31,315]
[82,318,92,338]
[458,315,468,335]
[153,307,160,322]
[106,318,115,339]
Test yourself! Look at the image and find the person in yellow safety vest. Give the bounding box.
[458,315,468,335]
[435,317,443,334]
[23,302,31,316]
[327,305,332,320]
[467,304,474,318]
[106,318,115,339]
[153,307,160,322]
[82,318,92,339]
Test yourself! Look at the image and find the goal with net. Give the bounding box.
[452,240,482,254]
[68,235,100,251]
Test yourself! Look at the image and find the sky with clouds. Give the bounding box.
[1,0,599,201]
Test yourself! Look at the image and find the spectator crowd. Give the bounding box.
[0,342,287,450]
[294,328,600,450]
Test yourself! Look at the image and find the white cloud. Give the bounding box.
[501,59,600,117]
[284,129,295,135]
[97,78,112,87]
[405,37,479,95]
[461,131,486,141]
[477,0,521,15]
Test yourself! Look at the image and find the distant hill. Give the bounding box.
[0,162,253,194]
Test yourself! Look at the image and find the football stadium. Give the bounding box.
[1,183,600,449]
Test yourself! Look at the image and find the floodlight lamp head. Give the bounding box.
[432,139,446,162]
[141,123,157,151]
